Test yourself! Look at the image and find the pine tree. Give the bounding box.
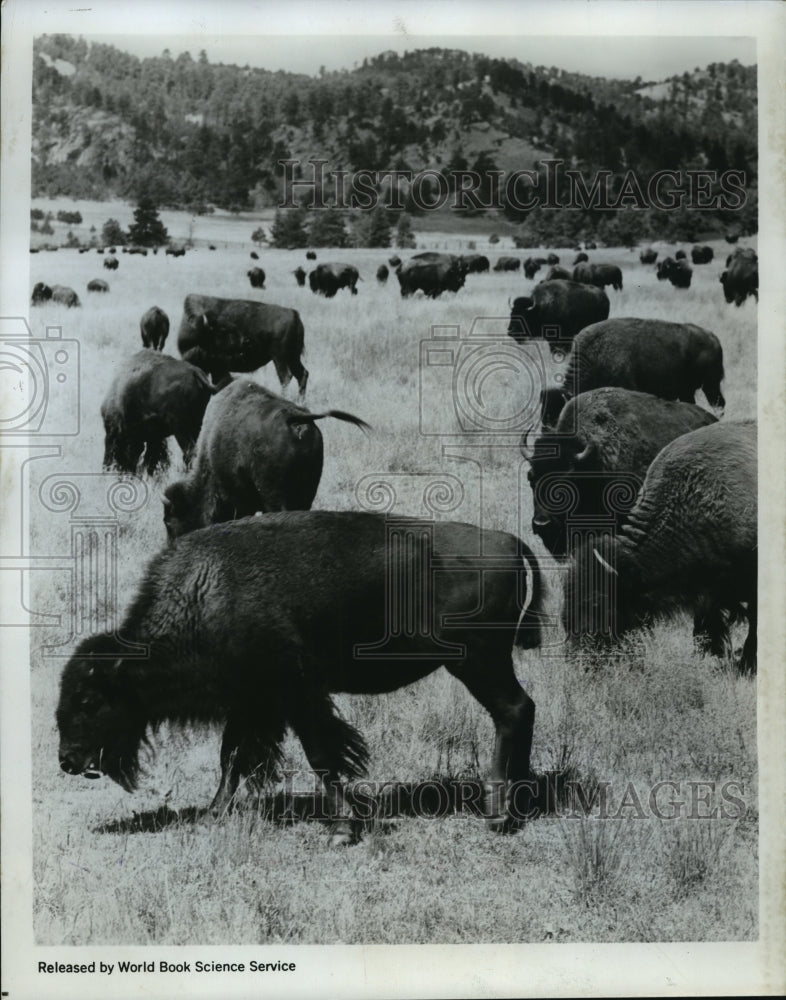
[308,209,348,248]
[353,206,391,248]
[101,218,127,245]
[270,208,308,249]
[395,213,416,249]
[127,199,168,247]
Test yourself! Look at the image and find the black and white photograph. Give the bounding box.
[2,1,785,997]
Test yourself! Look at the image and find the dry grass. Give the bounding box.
[27,212,757,944]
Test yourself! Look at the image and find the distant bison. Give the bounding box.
[639,248,658,265]
[720,247,758,306]
[462,254,490,274]
[101,350,218,475]
[572,262,623,291]
[166,247,186,258]
[656,257,692,288]
[508,280,610,355]
[572,252,589,265]
[103,256,119,270]
[388,255,402,269]
[31,283,80,308]
[725,233,739,244]
[140,306,170,351]
[306,250,317,260]
[376,264,389,283]
[247,266,266,289]
[397,255,466,298]
[250,251,259,260]
[675,249,687,261]
[163,379,369,539]
[563,318,725,412]
[585,242,597,250]
[56,511,542,842]
[177,293,308,397]
[691,245,714,265]
[546,253,560,265]
[563,421,756,674]
[494,256,521,272]
[522,388,717,557]
[293,266,307,287]
[523,258,542,280]
[308,263,360,298]
[87,279,109,293]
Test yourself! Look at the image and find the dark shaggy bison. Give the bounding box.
[166,247,186,258]
[293,266,307,287]
[572,262,623,291]
[250,251,259,260]
[507,280,610,355]
[720,247,758,306]
[494,256,521,272]
[691,244,714,265]
[140,305,170,351]
[397,255,466,298]
[163,378,369,538]
[563,421,756,673]
[388,255,402,269]
[572,252,589,265]
[177,293,308,397]
[247,266,266,289]
[521,388,717,557]
[639,248,658,265]
[376,264,389,283]
[546,253,560,265]
[523,258,542,280]
[101,350,220,475]
[87,279,109,293]
[31,283,80,308]
[725,233,739,244]
[306,250,317,260]
[56,510,543,843]
[563,318,725,412]
[103,256,119,270]
[308,263,360,298]
[656,257,693,288]
[462,254,490,274]
[675,249,687,261]
[542,265,572,282]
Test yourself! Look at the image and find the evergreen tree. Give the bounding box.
[353,206,391,248]
[127,199,168,247]
[270,207,308,249]
[308,209,348,248]
[395,213,416,249]
[101,218,127,245]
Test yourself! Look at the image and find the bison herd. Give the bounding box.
[45,233,758,848]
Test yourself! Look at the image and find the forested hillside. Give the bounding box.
[32,35,757,242]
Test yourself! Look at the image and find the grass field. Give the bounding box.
[25,213,758,945]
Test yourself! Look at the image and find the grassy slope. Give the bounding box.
[28,215,757,944]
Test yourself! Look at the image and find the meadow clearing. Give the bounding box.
[24,209,758,945]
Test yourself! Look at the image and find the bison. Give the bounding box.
[462,254,490,274]
[87,279,109,293]
[521,388,717,557]
[308,263,360,298]
[720,247,758,306]
[507,280,610,355]
[250,251,259,260]
[247,266,266,289]
[725,233,740,244]
[542,265,572,282]
[572,262,623,291]
[103,256,119,271]
[140,305,170,351]
[31,283,80,308]
[675,249,687,261]
[306,250,317,260]
[572,252,589,265]
[397,255,466,298]
[494,256,521,272]
[563,318,725,415]
[388,255,402,269]
[563,421,756,674]
[523,258,542,280]
[56,510,543,843]
[656,257,693,288]
[163,379,369,539]
[293,266,307,287]
[101,350,220,475]
[546,253,560,265]
[376,264,389,284]
[177,293,308,397]
[691,245,714,265]
[639,248,658,265]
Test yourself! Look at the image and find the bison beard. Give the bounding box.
[56,512,542,845]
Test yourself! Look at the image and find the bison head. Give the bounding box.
[163,480,206,541]
[56,635,146,792]
[31,282,53,304]
[507,296,535,341]
[524,434,598,557]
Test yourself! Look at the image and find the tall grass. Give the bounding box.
[28,222,757,943]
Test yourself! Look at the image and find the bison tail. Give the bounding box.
[514,547,543,650]
[288,411,371,435]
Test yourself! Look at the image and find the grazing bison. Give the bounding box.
[177,294,308,397]
[507,280,610,355]
[397,255,466,298]
[585,242,597,250]
[31,283,80,308]
[572,262,623,291]
[563,318,725,412]
[546,253,560,265]
[247,266,266,289]
[103,256,119,271]
[166,247,186,258]
[675,249,687,261]
[209,245,216,251]
[388,255,402,269]
[691,244,714,265]
[462,254,490,274]
[572,252,589,265]
[306,250,317,260]
[56,510,543,842]
[563,421,756,674]
[542,265,572,282]
[140,306,170,351]
[376,264,389,284]
[521,388,717,557]
[87,279,109,293]
[656,257,693,288]
[250,251,259,260]
[101,350,219,475]
[720,247,758,306]
[725,233,740,244]
[308,263,360,298]
[494,256,521,272]
[523,258,542,280]
[163,379,369,539]
[293,266,307,287]
[639,248,658,265]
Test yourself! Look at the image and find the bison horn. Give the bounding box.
[507,297,513,309]
[574,440,596,465]
[593,548,618,576]
[162,495,172,509]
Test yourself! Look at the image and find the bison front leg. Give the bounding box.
[210,711,286,817]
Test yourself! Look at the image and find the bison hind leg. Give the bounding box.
[692,602,732,660]
[210,711,287,817]
[142,436,170,477]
